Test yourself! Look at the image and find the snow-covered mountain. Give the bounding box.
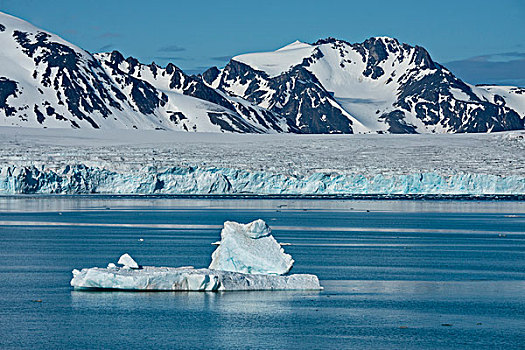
[94,51,293,132]
[0,12,291,132]
[0,11,524,133]
[205,38,525,133]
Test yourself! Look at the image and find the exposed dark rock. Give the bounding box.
[33,105,45,124]
[361,37,389,79]
[208,112,261,133]
[0,77,18,116]
[169,111,187,123]
[202,66,220,85]
[380,110,417,133]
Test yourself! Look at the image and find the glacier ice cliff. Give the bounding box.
[1,164,524,195]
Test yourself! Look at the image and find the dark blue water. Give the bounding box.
[0,197,524,349]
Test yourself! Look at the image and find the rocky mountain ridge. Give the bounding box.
[0,12,523,133]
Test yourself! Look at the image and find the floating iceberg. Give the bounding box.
[209,219,294,275]
[70,219,322,291]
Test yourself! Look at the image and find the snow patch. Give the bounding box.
[233,41,315,77]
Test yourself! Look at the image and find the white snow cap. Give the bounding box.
[233,41,314,77]
[117,253,139,269]
[209,219,294,275]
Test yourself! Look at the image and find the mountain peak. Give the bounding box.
[219,35,524,133]
[276,40,311,51]
[367,36,398,43]
[233,40,315,77]
[312,37,347,46]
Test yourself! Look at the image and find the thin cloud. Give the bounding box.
[445,52,525,86]
[157,44,186,52]
[464,52,525,63]
[185,66,213,75]
[98,32,121,38]
[211,55,232,61]
[153,56,193,61]
[63,29,78,36]
[98,44,114,52]
[495,52,525,58]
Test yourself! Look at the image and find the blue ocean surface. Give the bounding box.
[0,197,524,349]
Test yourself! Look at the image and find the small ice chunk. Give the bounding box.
[107,263,116,268]
[209,219,294,275]
[117,253,139,269]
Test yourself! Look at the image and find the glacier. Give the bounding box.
[1,164,524,195]
[1,128,523,196]
[71,220,322,291]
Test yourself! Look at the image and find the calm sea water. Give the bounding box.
[0,197,524,349]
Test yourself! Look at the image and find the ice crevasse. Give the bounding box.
[1,164,524,195]
[70,219,322,291]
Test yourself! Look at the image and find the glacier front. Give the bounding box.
[1,164,524,195]
[70,220,322,291]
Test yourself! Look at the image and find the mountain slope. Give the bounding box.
[0,12,166,129]
[0,12,290,132]
[206,37,525,133]
[94,51,294,132]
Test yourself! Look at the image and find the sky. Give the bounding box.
[1,0,524,85]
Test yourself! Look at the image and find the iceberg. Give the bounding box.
[70,220,322,291]
[208,219,294,275]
